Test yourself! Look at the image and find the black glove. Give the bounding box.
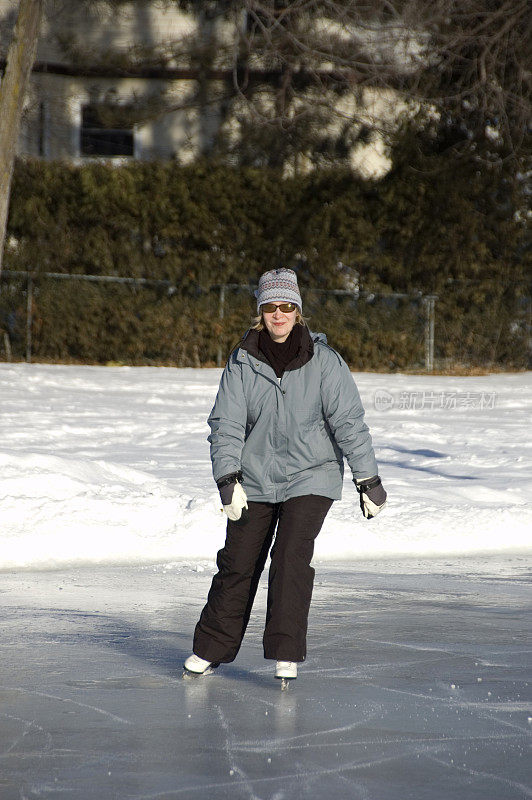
[216,471,249,523]
[354,476,387,519]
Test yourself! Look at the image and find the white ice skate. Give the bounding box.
[275,661,297,690]
[183,653,219,679]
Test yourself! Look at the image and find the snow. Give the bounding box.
[0,364,531,570]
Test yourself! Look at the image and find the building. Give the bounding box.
[0,1,413,177]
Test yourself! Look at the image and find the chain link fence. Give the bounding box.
[0,269,529,371]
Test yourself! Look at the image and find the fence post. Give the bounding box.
[3,332,11,361]
[217,284,226,367]
[423,294,437,372]
[26,272,33,363]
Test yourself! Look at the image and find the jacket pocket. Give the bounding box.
[306,421,339,463]
[241,448,274,491]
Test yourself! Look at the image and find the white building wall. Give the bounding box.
[0,0,208,161]
[0,0,404,174]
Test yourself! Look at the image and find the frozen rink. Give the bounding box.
[1,557,531,799]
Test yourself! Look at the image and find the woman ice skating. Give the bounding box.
[184,268,387,687]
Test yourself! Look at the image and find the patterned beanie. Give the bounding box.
[255,268,302,312]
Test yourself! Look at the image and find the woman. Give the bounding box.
[184,268,386,685]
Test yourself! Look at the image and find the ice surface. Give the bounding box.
[1,364,531,569]
[0,558,530,799]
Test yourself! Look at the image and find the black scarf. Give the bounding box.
[258,324,304,378]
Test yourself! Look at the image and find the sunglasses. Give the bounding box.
[261,302,297,313]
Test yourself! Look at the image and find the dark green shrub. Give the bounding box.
[3,132,529,370]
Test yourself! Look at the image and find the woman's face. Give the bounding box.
[262,303,298,343]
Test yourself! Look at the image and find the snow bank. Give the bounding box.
[1,364,530,570]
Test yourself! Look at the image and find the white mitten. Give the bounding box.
[355,476,387,519]
[217,472,249,522]
[224,482,248,521]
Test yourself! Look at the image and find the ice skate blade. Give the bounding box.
[277,676,296,691]
[182,665,218,680]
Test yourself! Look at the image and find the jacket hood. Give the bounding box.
[238,325,319,372]
[239,327,327,349]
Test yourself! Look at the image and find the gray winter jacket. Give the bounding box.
[207,327,378,503]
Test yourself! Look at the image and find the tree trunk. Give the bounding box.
[0,0,44,276]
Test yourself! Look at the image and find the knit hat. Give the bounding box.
[255,268,302,312]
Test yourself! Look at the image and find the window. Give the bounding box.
[80,104,134,157]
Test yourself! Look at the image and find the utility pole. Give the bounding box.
[0,0,44,276]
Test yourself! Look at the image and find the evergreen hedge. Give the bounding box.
[2,131,530,370]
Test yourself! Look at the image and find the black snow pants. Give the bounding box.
[193,494,333,664]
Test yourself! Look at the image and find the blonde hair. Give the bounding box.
[251,309,307,331]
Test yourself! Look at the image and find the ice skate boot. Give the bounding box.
[183,653,219,679]
[275,661,297,690]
